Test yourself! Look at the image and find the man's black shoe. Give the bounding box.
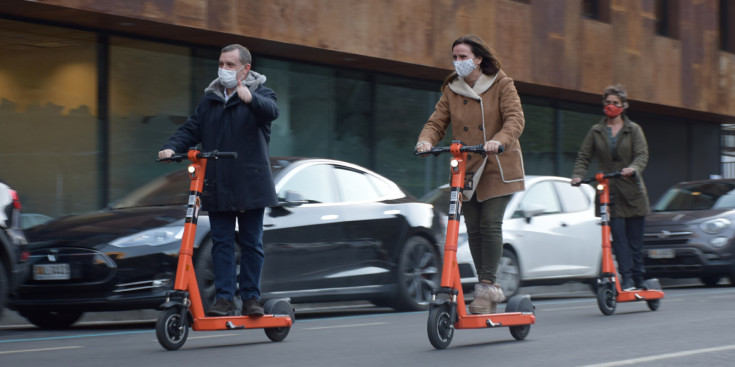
[207,298,235,316]
[243,297,264,317]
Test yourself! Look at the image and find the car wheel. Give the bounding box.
[21,310,83,329]
[392,236,440,311]
[0,261,7,321]
[497,249,521,298]
[700,275,721,287]
[193,238,216,312]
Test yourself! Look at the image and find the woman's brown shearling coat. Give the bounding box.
[418,70,525,201]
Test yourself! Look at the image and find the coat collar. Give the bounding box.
[448,71,499,100]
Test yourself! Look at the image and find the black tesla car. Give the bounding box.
[9,157,443,328]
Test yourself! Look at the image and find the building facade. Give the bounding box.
[0,0,733,218]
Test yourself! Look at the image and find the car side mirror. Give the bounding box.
[522,204,546,223]
[279,190,307,208]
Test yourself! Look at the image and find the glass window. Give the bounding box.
[278,164,336,204]
[721,0,735,53]
[582,0,610,22]
[560,106,600,177]
[108,37,214,203]
[367,174,394,197]
[655,0,679,38]
[553,180,590,212]
[334,167,379,202]
[520,102,556,175]
[515,181,561,217]
[0,19,98,217]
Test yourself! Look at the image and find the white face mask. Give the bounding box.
[453,58,477,78]
[218,66,244,88]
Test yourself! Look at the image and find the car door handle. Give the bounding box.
[560,222,568,227]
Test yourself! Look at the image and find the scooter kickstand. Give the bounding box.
[225,321,245,330]
[486,318,502,327]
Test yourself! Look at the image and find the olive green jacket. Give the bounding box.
[572,116,650,217]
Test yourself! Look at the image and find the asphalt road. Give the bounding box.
[1,280,734,367]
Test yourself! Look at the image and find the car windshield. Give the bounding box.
[110,160,293,209]
[653,182,735,211]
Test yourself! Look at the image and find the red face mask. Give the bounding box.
[603,104,623,118]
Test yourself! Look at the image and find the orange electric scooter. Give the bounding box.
[416,141,535,350]
[574,172,664,315]
[155,148,294,350]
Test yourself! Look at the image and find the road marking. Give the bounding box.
[0,330,150,344]
[304,322,386,330]
[0,346,83,355]
[578,344,735,367]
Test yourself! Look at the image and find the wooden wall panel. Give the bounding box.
[2,0,733,121]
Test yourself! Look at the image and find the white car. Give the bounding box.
[421,176,601,297]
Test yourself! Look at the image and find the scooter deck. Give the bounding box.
[192,314,293,331]
[456,312,536,329]
[616,289,665,302]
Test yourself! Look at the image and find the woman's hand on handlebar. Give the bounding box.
[571,177,582,186]
[484,140,503,154]
[415,141,433,154]
[158,149,175,161]
[621,167,636,177]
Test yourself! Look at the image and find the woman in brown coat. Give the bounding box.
[416,34,525,314]
[572,84,650,291]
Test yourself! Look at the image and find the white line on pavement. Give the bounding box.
[0,346,83,355]
[578,344,735,367]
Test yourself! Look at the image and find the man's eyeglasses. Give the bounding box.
[602,100,622,107]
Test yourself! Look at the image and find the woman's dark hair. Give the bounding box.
[441,34,502,90]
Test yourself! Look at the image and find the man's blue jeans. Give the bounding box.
[209,209,265,302]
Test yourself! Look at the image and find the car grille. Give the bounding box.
[29,247,116,284]
[643,229,693,245]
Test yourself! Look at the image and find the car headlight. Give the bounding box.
[700,218,731,235]
[110,226,185,247]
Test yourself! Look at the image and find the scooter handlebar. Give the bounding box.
[156,150,238,163]
[413,143,504,156]
[572,171,634,186]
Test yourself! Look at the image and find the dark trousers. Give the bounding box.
[209,209,265,301]
[462,194,512,283]
[609,216,646,286]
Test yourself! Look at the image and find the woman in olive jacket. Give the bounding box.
[572,84,650,291]
[416,34,525,314]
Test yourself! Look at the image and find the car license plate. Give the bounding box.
[648,248,675,259]
[34,263,71,280]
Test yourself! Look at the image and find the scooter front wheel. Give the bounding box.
[596,283,617,316]
[156,307,189,350]
[647,299,660,311]
[427,302,455,349]
[263,299,295,342]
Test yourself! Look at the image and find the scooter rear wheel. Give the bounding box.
[427,302,454,349]
[647,299,660,311]
[156,307,189,350]
[505,295,533,340]
[263,299,295,342]
[597,283,617,315]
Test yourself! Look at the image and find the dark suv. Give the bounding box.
[0,180,29,320]
[643,179,735,286]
